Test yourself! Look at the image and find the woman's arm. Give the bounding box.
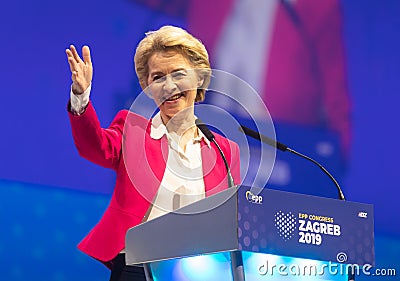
[66,44,127,169]
[68,103,127,169]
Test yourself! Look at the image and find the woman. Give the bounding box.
[66,25,241,281]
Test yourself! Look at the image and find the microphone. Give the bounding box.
[239,124,346,200]
[239,125,288,152]
[195,119,235,188]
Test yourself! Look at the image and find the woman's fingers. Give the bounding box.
[69,45,83,63]
[66,44,93,94]
[67,53,78,72]
[82,45,92,65]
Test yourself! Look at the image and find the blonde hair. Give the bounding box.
[134,25,211,102]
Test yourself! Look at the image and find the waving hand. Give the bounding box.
[66,45,93,95]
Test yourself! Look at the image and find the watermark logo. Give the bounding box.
[258,259,397,277]
[274,211,297,241]
[336,252,348,263]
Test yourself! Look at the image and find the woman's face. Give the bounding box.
[147,51,202,124]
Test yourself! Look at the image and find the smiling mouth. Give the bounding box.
[162,93,185,103]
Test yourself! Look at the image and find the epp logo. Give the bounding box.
[246,191,263,204]
[358,211,368,218]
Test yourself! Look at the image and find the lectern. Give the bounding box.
[126,186,374,280]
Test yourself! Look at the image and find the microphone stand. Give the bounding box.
[196,119,235,188]
[239,125,346,201]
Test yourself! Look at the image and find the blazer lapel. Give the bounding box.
[201,141,228,197]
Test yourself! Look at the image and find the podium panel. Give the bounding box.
[236,187,374,266]
[125,186,374,280]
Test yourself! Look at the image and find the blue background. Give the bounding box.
[0,0,399,280]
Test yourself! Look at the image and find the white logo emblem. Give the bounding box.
[274,211,297,241]
[246,190,263,204]
[358,211,368,218]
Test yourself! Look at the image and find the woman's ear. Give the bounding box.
[197,75,204,88]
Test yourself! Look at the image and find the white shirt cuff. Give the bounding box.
[70,84,91,115]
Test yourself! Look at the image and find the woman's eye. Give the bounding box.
[153,75,166,82]
[172,71,186,79]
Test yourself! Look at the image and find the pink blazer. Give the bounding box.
[68,102,241,264]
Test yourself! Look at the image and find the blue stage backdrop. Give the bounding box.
[0,0,399,280]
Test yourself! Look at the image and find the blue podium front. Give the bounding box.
[125,186,374,281]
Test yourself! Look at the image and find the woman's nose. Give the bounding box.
[163,75,177,93]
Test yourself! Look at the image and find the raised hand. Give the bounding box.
[66,45,93,95]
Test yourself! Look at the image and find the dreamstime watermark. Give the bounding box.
[258,260,397,277]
